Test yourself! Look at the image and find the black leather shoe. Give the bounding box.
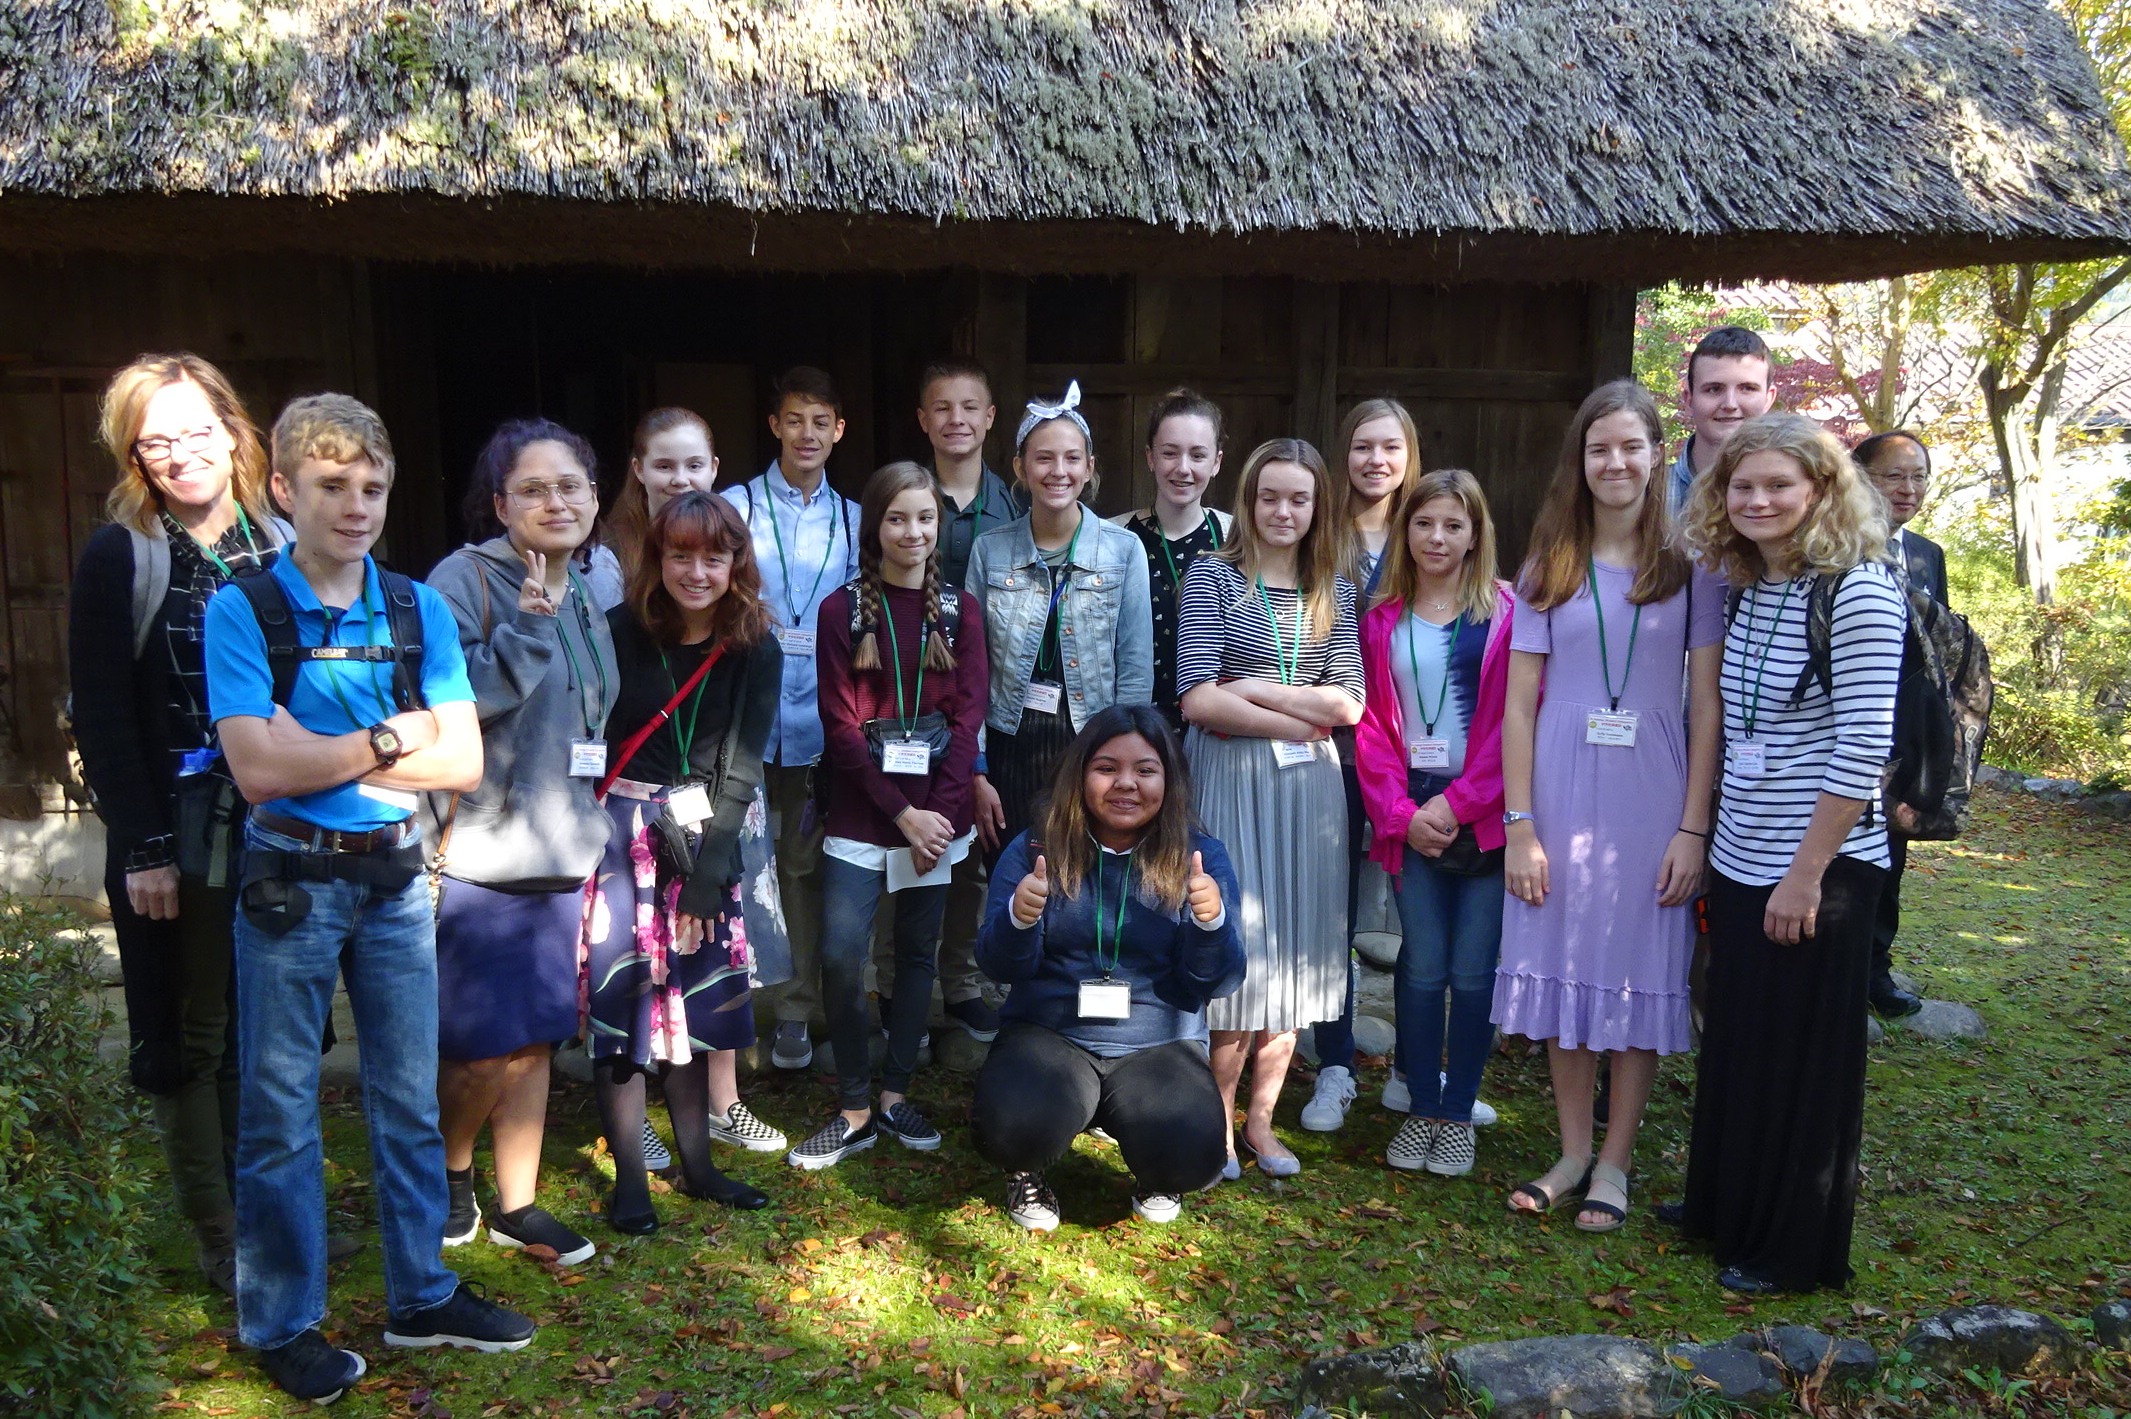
[1716,1264,1785,1295]
[679,1169,771,1211]
[1868,975,1924,1018]
[1654,1199,1687,1228]
[605,1192,659,1235]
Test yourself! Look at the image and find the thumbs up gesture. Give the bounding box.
[1011,853,1051,928]
[1186,850,1223,924]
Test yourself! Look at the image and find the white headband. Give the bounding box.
[1016,380,1091,451]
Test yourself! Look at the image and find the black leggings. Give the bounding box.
[971,1024,1228,1194]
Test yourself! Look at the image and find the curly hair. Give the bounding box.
[1681,412,1890,584]
[851,461,958,674]
[626,491,771,649]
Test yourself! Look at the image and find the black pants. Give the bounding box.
[1870,836,1908,983]
[972,1024,1229,1194]
[1683,857,1886,1292]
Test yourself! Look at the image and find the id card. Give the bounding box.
[568,738,608,778]
[1271,739,1316,768]
[666,783,712,827]
[777,627,817,658]
[880,738,932,775]
[1022,681,1064,716]
[1730,741,1767,779]
[1408,737,1450,770]
[1077,978,1132,1020]
[1585,712,1639,748]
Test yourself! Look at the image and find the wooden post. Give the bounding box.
[1586,285,1637,384]
[1293,281,1340,454]
[974,273,1027,473]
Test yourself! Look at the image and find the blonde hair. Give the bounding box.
[1682,412,1890,584]
[1219,438,1343,640]
[271,394,396,483]
[98,353,275,535]
[1374,469,1502,623]
[1333,397,1423,582]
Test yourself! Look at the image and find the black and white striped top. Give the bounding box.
[1175,557,1365,711]
[1714,562,1905,885]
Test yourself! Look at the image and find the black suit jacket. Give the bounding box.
[1896,529,1949,605]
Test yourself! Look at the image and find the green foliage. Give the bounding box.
[0,898,156,1419]
[1633,285,1771,447]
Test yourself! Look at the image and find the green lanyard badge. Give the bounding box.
[1156,512,1221,589]
[1256,577,1302,686]
[1404,611,1461,737]
[321,576,399,730]
[1588,557,1644,714]
[190,506,260,580]
[766,482,843,627]
[1737,579,1796,739]
[1034,510,1085,678]
[661,645,716,768]
[879,602,928,734]
[554,571,610,739]
[1092,848,1134,979]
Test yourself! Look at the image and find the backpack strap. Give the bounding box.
[232,566,305,707]
[230,565,426,711]
[126,524,172,661]
[844,579,963,648]
[1789,572,1844,707]
[377,569,428,711]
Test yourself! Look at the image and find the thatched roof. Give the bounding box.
[3,0,2130,281]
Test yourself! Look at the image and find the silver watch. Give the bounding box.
[1502,810,1536,827]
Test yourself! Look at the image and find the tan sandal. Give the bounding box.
[1574,1161,1631,1233]
[1508,1155,1593,1215]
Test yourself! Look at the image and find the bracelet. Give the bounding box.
[1675,827,1710,840]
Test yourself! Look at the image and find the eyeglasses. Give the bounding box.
[506,478,596,505]
[132,426,221,466]
[1869,472,1929,490]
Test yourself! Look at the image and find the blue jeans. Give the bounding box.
[1393,844,1505,1124]
[233,826,457,1350]
[820,854,950,1111]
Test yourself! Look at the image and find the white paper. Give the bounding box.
[1021,682,1064,716]
[777,627,817,658]
[1077,979,1132,1020]
[886,844,956,893]
[568,738,608,778]
[1731,741,1768,779]
[880,739,932,775]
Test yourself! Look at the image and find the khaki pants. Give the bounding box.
[764,764,825,1025]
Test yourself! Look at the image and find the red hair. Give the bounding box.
[626,491,771,648]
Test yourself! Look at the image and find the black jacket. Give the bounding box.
[1896,529,1949,605]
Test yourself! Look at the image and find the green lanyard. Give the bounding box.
[556,571,610,738]
[1588,557,1643,713]
[1093,847,1134,978]
[879,600,927,734]
[322,577,397,728]
[189,506,260,580]
[1034,510,1085,677]
[1156,511,1220,589]
[1255,577,1301,686]
[661,645,716,769]
[1404,611,1461,737]
[1737,579,1796,738]
[766,481,843,627]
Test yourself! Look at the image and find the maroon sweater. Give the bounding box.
[814,581,988,846]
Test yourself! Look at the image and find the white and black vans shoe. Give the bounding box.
[1386,1116,1439,1172]
[787,1116,878,1170]
[876,1100,942,1151]
[640,1121,672,1171]
[708,1102,788,1153]
[1005,1171,1060,1232]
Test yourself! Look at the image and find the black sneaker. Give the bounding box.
[944,995,1001,1042]
[1005,1171,1060,1232]
[787,1115,878,1170]
[259,1329,365,1405]
[488,1205,595,1265]
[382,1282,535,1353]
[876,1100,942,1151]
[442,1173,481,1247]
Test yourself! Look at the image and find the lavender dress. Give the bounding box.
[1490,563,1724,1054]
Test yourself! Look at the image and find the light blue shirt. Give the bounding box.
[722,462,860,766]
[1668,437,1700,513]
[1390,610,1471,777]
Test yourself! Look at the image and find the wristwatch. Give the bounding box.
[1502,810,1536,827]
[369,723,405,769]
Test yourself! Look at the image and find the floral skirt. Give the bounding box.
[580,794,761,1073]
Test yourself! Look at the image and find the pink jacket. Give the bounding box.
[1356,582,1515,879]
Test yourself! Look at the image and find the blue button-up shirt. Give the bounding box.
[1668,436,1701,513]
[722,462,860,766]
[203,551,474,831]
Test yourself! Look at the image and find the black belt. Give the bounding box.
[252,809,415,855]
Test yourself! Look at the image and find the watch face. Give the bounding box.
[373,727,402,757]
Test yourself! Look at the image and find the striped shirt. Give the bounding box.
[1714,562,1905,885]
[1176,558,1364,710]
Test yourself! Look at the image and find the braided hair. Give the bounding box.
[853,461,959,674]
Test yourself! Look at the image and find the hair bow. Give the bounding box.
[1016,379,1091,452]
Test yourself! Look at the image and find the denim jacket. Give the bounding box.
[966,511,1154,736]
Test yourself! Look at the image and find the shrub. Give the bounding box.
[0,896,156,1419]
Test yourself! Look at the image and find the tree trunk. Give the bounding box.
[1981,357,2066,682]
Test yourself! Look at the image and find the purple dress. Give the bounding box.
[1491,563,1724,1054]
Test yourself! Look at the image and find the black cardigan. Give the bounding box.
[68,524,181,865]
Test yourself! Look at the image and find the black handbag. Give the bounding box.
[862,710,952,763]
[172,768,243,887]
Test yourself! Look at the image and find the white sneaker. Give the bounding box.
[1005,1171,1060,1232]
[1300,1065,1358,1132]
[1131,1192,1182,1223]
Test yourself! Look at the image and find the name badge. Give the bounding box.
[1408,737,1451,770]
[568,738,608,778]
[1585,712,1639,748]
[358,784,418,811]
[880,738,932,775]
[1022,682,1064,716]
[1077,978,1132,1020]
[777,627,817,658]
[666,783,712,827]
[1730,741,1768,779]
[1271,739,1316,769]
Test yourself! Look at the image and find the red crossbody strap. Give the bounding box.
[596,643,726,800]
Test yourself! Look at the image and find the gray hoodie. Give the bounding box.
[424,537,619,887]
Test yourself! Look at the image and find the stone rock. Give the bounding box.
[1889,999,1987,1042]
[2023,776,2085,800]
[1749,1326,1879,1385]
[2084,791,2131,821]
[1293,1340,1451,1418]
[1351,1013,1397,1059]
[2091,1299,2131,1350]
[1865,1014,1886,1046]
[1449,1334,1675,1419]
[1666,1341,1785,1408]
[1890,970,1921,995]
[1296,1031,1321,1068]
[1902,1305,2082,1378]
[1975,764,2025,791]
[931,1027,988,1073]
[554,1038,594,1084]
[1354,930,1402,970]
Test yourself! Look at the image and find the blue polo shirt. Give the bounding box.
[204,551,474,832]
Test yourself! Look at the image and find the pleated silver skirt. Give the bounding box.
[1189,729,1351,1033]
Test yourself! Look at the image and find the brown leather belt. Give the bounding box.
[252,808,416,855]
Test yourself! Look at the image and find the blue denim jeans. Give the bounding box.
[1393,842,1505,1124]
[820,854,950,1111]
[233,826,457,1350]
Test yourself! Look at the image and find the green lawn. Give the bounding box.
[132,789,2131,1416]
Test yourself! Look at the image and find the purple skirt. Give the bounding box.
[435,879,586,1061]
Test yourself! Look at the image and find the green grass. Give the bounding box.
[129,790,2131,1417]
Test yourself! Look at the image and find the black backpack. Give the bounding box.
[231,565,429,712]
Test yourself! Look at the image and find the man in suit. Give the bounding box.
[1855,430,1944,1018]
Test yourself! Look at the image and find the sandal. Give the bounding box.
[1574,1161,1630,1233]
[1508,1156,1593,1215]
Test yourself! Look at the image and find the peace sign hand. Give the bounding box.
[518,549,557,616]
[1185,851,1224,924]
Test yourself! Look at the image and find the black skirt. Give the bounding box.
[1682,856,1887,1291]
[985,705,1079,866]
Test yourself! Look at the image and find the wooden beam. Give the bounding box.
[1292,281,1340,453]
[1586,285,1637,383]
[974,273,1026,471]
[1337,367,1591,402]
[1027,362,1289,398]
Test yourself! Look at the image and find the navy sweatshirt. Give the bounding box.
[978,828,1246,1056]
